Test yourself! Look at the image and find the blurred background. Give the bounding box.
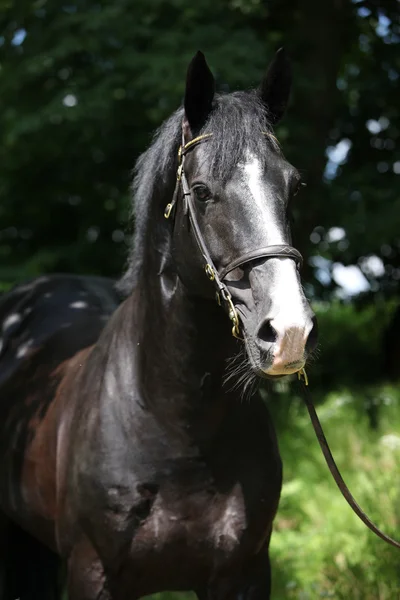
[1,0,400,597]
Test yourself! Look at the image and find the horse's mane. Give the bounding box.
[118,90,278,295]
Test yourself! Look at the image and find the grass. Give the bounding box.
[268,383,400,599]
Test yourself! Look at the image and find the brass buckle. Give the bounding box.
[164,203,173,219]
[297,367,309,386]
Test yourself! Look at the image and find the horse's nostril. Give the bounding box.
[305,316,318,353]
[258,320,277,344]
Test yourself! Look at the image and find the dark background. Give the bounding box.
[1,0,400,597]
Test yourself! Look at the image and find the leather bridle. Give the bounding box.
[164,131,303,338]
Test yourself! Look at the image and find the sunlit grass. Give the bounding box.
[269,384,400,599]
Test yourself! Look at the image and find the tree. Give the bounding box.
[0,0,398,302]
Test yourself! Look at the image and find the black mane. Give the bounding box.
[118,90,279,294]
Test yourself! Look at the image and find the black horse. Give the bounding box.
[0,50,317,600]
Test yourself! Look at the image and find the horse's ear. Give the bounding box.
[260,48,292,125]
[184,51,215,135]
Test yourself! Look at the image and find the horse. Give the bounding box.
[0,49,317,600]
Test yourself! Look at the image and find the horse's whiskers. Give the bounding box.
[306,344,321,365]
[224,348,258,401]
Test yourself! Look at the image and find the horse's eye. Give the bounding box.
[293,180,306,196]
[193,185,211,202]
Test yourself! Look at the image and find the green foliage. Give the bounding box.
[0,0,399,297]
[0,0,275,282]
[309,298,397,388]
[268,385,400,599]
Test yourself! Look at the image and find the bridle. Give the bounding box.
[164,131,400,551]
[164,131,303,339]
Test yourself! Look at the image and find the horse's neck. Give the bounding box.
[103,267,236,446]
[138,267,232,394]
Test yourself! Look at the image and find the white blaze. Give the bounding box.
[242,155,284,245]
[242,153,312,374]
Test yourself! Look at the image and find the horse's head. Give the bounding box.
[171,50,317,378]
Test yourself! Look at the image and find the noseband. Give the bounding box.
[164,132,303,339]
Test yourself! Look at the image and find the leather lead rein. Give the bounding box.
[298,374,400,550]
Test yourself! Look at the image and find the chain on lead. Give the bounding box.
[221,291,242,340]
[212,278,241,340]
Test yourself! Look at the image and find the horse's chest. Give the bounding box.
[87,479,273,596]
[137,485,248,557]
[76,408,282,584]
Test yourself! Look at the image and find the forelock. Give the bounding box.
[200,91,280,180]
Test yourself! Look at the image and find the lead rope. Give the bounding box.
[297,369,400,550]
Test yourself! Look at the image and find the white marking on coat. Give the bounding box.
[240,153,312,371]
[241,154,284,245]
[16,339,34,358]
[213,491,245,550]
[3,313,21,331]
[69,301,88,309]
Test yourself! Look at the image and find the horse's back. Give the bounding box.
[0,274,120,387]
